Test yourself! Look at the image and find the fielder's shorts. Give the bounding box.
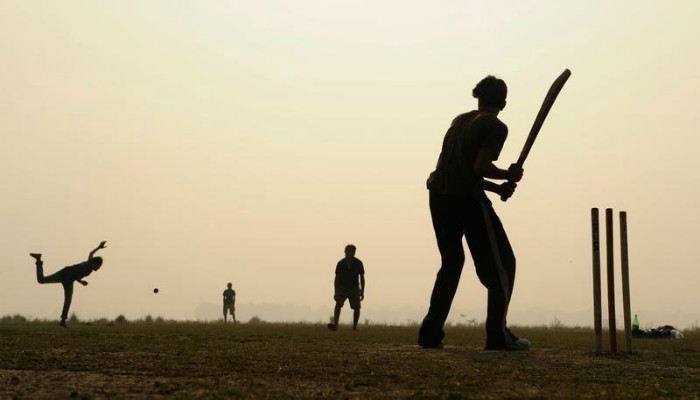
[334,287,361,310]
[223,303,235,315]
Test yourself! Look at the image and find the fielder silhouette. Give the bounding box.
[29,241,107,328]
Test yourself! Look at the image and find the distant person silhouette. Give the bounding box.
[223,282,236,323]
[418,76,530,351]
[29,241,107,328]
[327,244,365,331]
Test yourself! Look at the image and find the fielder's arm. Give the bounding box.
[88,241,107,260]
[360,275,365,300]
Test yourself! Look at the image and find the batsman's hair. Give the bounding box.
[345,244,356,252]
[90,256,103,267]
[473,76,507,109]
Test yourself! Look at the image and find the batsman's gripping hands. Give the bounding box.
[508,163,523,182]
[499,182,517,201]
[500,164,523,202]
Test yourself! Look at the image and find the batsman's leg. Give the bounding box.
[419,192,466,346]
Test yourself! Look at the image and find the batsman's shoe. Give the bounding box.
[326,323,338,331]
[418,340,444,349]
[418,326,445,349]
[29,253,42,261]
[505,328,530,351]
[485,329,530,351]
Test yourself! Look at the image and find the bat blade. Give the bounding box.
[502,69,571,201]
[516,69,571,166]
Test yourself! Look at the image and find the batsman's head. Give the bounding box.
[473,76,507,111]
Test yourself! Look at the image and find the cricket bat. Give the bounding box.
[501,69,571,201]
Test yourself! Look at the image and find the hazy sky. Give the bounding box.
[2,1,699,328]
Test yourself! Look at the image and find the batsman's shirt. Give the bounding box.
[427,111,508,197]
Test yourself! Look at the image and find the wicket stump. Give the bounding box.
[590,207,633,354]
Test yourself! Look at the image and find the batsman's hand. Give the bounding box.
[507,163,524,182]
[98,241,107,249]
[499,182,517,201]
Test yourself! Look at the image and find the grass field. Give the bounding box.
[0,321,698,399]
